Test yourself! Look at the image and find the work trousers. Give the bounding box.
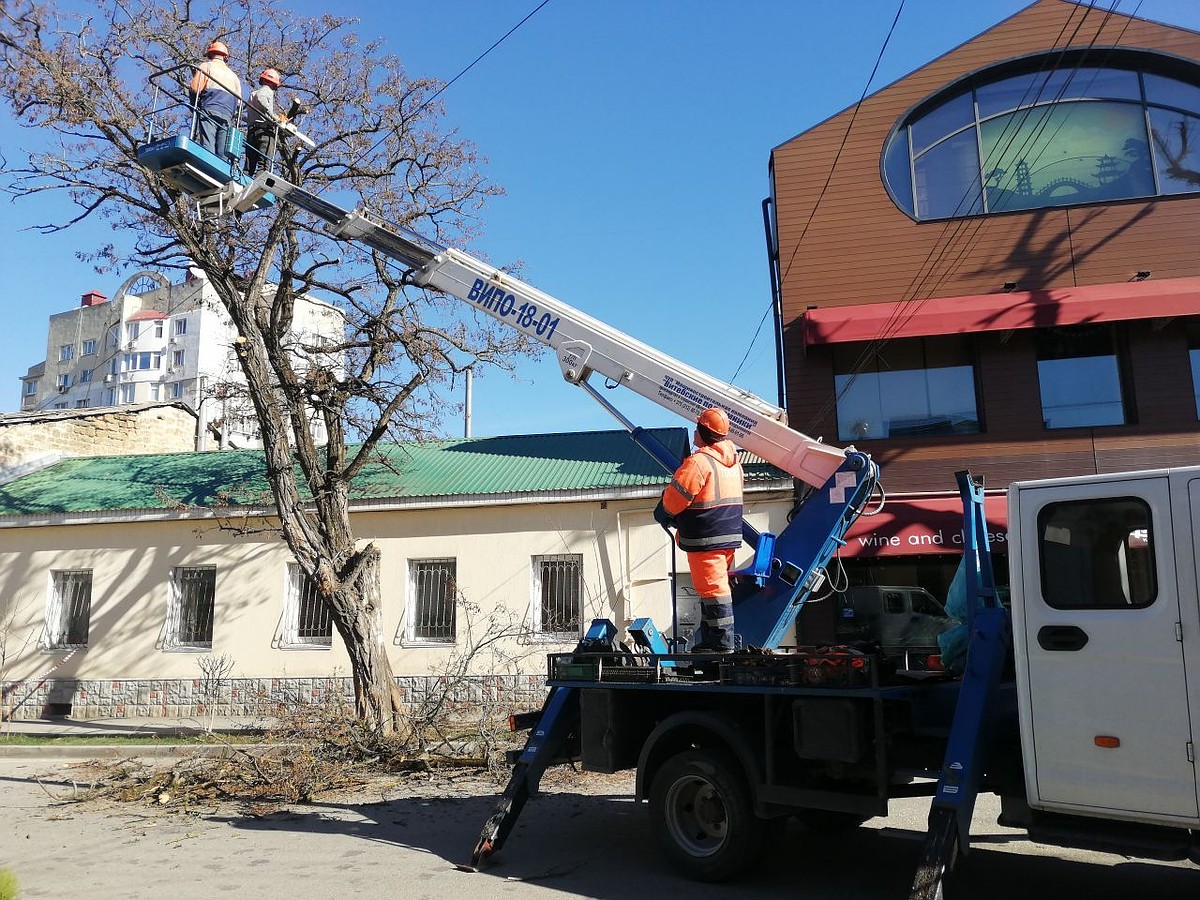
[194,108,234,162]
[686,548,736,651]
[245,125,276,175]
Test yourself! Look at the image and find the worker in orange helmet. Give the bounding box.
[245,67,295,175]
[655,407,745,653]
[188,40,243,163]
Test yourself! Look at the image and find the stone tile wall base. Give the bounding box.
[1,675,548,721]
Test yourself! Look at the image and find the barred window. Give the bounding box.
[283,564,332,647]
[166,566,216,649]
[532,554,583,638]
[45,570,92,649]
[408,559,457,643]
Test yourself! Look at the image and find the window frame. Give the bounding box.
[831,335,983,441]
[530,553,584,640]
[1034,323,1134,430]
[881,49,1200,221]
[165,566,216,651]
[1037,496,1157,610]
[281,563,333,649]
[44,569,93,649]
[404,558,458,645]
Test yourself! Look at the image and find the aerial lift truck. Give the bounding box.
[167,164,1198,897]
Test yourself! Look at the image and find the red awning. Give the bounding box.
[841,494,1009,558]
[803,276,1200,345]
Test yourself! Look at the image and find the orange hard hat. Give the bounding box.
[259,68,282,88]
[206,40,230,59]
[696,407,730,439]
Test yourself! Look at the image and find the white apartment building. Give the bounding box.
[18,271,344,449]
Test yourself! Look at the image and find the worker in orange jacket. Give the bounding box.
[655,407,744,653]
[189,40,243,162]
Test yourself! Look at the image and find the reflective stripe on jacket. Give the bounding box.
[661,440,744,552]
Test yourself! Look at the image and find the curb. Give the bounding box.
[0,743,284,760]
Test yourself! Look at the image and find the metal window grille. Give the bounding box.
[287,565,332,645]
[46,570,92,648]
[169,567,215,648]
[535,554,583,637]
[410,560,457,642]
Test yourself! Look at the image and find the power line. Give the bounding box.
[729,0,906,385]
[804,0,1147,434]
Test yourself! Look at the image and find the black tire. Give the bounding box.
[647,748,766,882]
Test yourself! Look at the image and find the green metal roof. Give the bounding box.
[0,427,698,519]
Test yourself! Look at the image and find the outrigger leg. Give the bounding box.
[469,684,580,868]
[908,471,1011,900]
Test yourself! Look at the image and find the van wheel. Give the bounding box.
[648,748,765,882]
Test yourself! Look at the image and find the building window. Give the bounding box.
[55,373,70,390]
[78,369,92,384]
[82,339,96,356]
[170,382,185,400]
[105,388,116,405]
[59,344,74,361]
[123,352,161,371]
[883,51,1200,220]
[149,383,161,401]
[173,317,188,336]
[166,566,216,649]
[1036,325,1129,429]
[282,564,332,647]
[125,322,139,343]
[172,349,185,368]
[532,554,583,638]
[23,380,37,396]
[119,384,136,404]
[154,319,164,338]
[832,335,980,441]
[45,570,92,649]
[1038,497,1155,609]
[407,559,457,643]
[109,326,120,349]
[74,399,90,408]
[1187,320,1200,418]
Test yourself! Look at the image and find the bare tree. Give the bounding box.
[0,0,536,732]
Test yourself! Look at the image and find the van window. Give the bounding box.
[910,591,943,616]
[884,592,905,614]
[1037,497,1156,609]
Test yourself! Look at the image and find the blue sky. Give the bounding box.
[3,0,1199,439]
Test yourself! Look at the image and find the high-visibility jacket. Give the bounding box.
[190,58,243,118]
[661,440,744,552]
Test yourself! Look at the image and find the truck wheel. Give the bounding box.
[648,748,765,882]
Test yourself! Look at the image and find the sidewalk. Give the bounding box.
[0,715,270,757]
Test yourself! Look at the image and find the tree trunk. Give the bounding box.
[327,548,404,734]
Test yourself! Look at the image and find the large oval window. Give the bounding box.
[882,50,1200,220]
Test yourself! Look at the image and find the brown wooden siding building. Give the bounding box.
[769,0,1200,592]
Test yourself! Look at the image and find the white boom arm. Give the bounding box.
[239,173,847,488]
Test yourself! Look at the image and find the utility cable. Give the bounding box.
[804,0,1142,434]
[728,0,906,385]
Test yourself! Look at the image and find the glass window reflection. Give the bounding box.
[834,338,980,441]
[882,54,1200,219]
[915,130,983,218]
[1036,326,1128,429]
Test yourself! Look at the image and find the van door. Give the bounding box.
[1017,475,1197,820]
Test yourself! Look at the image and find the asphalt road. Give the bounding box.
[1,757,1196,899]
